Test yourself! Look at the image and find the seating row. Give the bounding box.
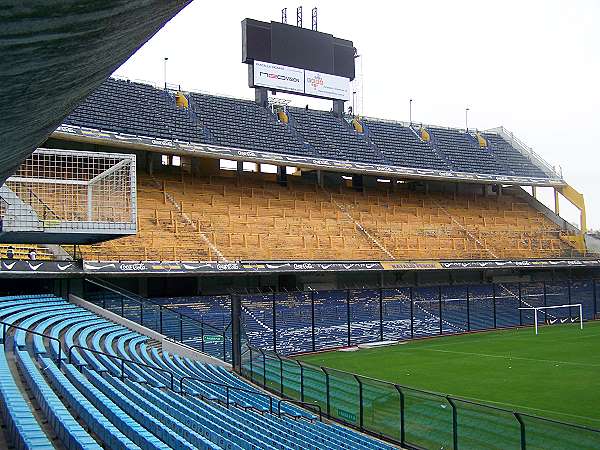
[0,294,395,449]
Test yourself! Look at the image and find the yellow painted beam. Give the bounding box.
[558,184,587,232]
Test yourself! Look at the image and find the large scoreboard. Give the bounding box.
[242,18,356,101]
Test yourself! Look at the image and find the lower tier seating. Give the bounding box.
[0,294,394,449]
[0,244,53,260]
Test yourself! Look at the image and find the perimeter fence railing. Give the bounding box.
[81,278,233,362]
[240,345,600,450]
[240,279,599,356]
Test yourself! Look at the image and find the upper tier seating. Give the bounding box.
[0,294,395,449]
[81,171,578,262]
[189,93,310,156]
[483,133,548,178]
[362,120,451,170]
[62,78,552,179]
[428,127,507,175]
[287,107,382,163]
[64,78,202,142]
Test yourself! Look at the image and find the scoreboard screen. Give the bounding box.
[242,18,355,80]
[270,22,334,75]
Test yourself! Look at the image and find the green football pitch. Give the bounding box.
[298,321,600,429]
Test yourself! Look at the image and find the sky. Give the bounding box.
[114,0,599,230]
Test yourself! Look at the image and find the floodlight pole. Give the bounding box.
[465,107,469,131]
[164,57,168,89]
[409,99,413,124]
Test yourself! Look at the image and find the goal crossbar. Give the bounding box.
[518,304,582,335]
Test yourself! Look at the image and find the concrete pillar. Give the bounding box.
[191,158,201,177]
[254,87,268,108]
[332,99,345,117]
[137,277,148,297]
[147,152,162,176]
[198,157,220,176]
[352,174,363,192]
[277,166,287,186]
[196,277,202,295]
[231,295,242,373]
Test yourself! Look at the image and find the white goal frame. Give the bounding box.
[518,304,583,335]
[1,148,137,234]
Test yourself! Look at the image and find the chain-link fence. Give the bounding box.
[241,348,600,449]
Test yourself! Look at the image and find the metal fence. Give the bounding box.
[241,280,599,355]
[241,347,600,450]
[82,278,233,362]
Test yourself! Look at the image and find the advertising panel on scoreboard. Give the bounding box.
[252,60,351,101]
[304,70,351,101]
[253,60,304,94]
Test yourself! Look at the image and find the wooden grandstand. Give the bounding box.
[79,170,578,262]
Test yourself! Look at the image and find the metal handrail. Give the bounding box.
[179,375,273,412]
[27,189,61,221]
[1,321,63,365]
[67,343,174,390]
[180,375,319,421]
[63,341,313,422]
[274,398,322,421]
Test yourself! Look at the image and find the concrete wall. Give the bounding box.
[585,234,600,254]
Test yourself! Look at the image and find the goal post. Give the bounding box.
[518,304,583,335]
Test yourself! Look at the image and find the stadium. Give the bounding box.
[1,1,599,449]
